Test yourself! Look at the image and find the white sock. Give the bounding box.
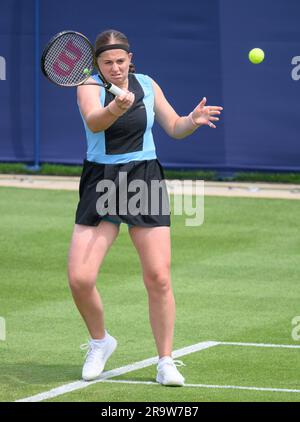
[158,356,173,365]
[90,330,109,345]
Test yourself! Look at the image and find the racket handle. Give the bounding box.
[106,83,126,97]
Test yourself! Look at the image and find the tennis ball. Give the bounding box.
[248,48,265,64]
[83,68,90,75]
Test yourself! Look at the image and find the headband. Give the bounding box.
[95,44,130,57]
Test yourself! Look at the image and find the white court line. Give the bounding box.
[16,341,219,402]
[101,379,300,394]
[219,341,300,349]
[16,340,300,402]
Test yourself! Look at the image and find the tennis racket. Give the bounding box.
[41,31,126,96]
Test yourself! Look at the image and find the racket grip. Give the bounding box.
[106,83,126,97]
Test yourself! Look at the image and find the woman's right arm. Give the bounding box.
[77,78,135,133]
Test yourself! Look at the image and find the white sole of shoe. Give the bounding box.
[156,374,185,387]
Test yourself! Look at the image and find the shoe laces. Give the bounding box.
[80,342,104,363]
[173,360,186,368]
[158,358,186,369]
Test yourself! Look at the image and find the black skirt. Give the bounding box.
[75,159,171,227]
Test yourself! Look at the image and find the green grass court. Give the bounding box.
[0,186,300,402]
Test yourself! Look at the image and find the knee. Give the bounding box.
[68,269,96,294]
[144,268,171,295]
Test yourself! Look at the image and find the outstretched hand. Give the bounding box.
[191,97,223,129]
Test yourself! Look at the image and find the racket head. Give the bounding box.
[41,31,96,87]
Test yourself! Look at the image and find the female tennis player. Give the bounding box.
[68,29,223,386]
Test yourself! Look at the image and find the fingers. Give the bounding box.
[199,97,207,107]
[199,97,223,111]
[117,91,133,102]
[108,91,135,117]
[205,102,223,129]
[118,92,134,106]
[207,113,220,129]
[193,97,224,129]
[209,106,223,111]
[115,91,135,111]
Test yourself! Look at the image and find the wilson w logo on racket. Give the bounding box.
[41,30,125,96]
[53,40,84,77]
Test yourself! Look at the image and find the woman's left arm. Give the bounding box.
[152,79,223,140]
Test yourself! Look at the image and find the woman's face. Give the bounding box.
[97,49,132,85]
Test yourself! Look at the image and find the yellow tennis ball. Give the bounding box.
[249,48,265,64]
[83,68,90,75]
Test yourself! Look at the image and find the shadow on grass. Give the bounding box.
[0,362,80,386]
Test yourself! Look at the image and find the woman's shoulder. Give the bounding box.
[133,73,152,81]
[132,73,154,88]
[76,75,101,101]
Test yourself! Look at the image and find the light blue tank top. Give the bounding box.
[79,73,157,164]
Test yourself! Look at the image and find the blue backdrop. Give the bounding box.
[0,0,299,171]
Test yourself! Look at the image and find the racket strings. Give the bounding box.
[43,33,94,86]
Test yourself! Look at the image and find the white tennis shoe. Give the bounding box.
[156,357,185,386]
[81,333,117,381]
